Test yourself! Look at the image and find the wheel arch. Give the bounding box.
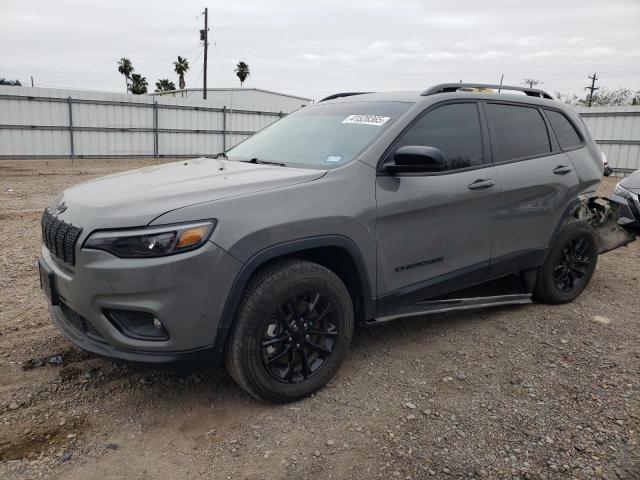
[211,235,375,366]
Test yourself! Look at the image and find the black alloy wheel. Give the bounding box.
[552,237,592,293]
[261,291,339,384]
[225,258,354,403]
[533,219,598,304]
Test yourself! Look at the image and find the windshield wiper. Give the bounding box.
[242,157,286,167]
[211,151,228,160]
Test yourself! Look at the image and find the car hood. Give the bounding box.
[620,169,640,192]
[54,157,326,229]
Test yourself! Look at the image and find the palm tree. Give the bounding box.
[235,61,250,86]
[117,58,134,93]
[155,79,176,93]
[173,56,189,90]
[129,74,148,94]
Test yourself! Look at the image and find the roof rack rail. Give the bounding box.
[421,83,554,100]
[319,92,374,102]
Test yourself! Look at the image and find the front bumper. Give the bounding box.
[610,191,640,228]
[40,240,241,366]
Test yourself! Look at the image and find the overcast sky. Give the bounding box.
[1,0,638,101]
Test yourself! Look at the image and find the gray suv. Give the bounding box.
[39,83,629,402]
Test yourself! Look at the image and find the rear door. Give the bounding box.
[376,101,501,309]
[483,101,581,277]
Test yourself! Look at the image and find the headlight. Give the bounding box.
[84,220,216,258]
[614,183,636,200]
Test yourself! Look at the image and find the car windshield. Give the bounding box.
[226,101,411,168]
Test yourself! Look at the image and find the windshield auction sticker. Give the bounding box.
[342,114,390,126]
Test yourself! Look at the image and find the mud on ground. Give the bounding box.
[0,160,638,479]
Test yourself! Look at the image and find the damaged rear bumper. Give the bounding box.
[576,197,636,254]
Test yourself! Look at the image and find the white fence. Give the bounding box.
[1,87,638,173]
[577,106,640,175]
[0,86,295,159]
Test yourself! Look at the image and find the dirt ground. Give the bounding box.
[0,159,638,480]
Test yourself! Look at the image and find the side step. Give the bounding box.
[368,293,532,325]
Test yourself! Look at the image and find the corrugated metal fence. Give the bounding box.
[576,106,640,175]
[1,87,639,173]
[0,86,291,159]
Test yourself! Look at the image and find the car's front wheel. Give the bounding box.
[224,258,354,403]
[533,219,599,304]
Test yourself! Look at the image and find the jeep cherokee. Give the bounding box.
[38,83,633,402]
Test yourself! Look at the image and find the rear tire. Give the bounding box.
[533,219,598,304]
[224,258,354,403]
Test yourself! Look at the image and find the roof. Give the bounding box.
[151,87,312,102]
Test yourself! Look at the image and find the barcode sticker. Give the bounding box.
[342,114,390,126]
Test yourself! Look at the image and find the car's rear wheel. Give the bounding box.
[224,258,354,403]
[533,219,598,304]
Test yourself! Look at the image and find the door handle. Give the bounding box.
[468,179,495,190]
[553,165,573,175]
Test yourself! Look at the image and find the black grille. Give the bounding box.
[41,209,82,265]
[59,301,105,342]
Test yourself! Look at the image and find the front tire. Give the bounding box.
[533,219,598,304]
[224,258,354,403]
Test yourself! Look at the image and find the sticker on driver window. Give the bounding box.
[342,114,390,126]
[325,156,342,163]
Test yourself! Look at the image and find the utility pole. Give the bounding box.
[498,73,504,92]
[201,8,209,100]
[585,73,599,107]
[30,76,34,87]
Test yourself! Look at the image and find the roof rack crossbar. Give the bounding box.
[421,83,554,100]
[319,92,374,102]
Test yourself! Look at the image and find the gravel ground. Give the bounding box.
[0,160,638,480]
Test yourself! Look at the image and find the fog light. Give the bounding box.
[104,309,169,341]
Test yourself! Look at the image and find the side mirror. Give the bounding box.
[385,145,445,174]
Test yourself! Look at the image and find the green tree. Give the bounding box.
[129,74,148,94]
[235,61,250,86]
[0,78,22,86]
[117,57,134,93]
[554,91,580,106]
[155,79,176,93]
[578,87,640,107]
[173,56,189,90]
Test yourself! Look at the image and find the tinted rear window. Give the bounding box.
[545,109,583,150]
[486,103,551,162]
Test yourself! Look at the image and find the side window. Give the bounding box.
[545,109,583,150]
[393,103,484,171]
[485,103,551,162]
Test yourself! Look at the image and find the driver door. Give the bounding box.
[375,102,501,310]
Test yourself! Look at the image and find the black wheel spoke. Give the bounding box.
[306,340,332,355]
[285,348,296,382]
[311,303,332,324]
[299,348,311,378]
[308,293,320,314]
[265,345,291,365]
[310,329,338,337]
[262,335,290,348]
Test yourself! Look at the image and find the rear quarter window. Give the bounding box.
[485,103,551,163]
[545,109,583,150]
